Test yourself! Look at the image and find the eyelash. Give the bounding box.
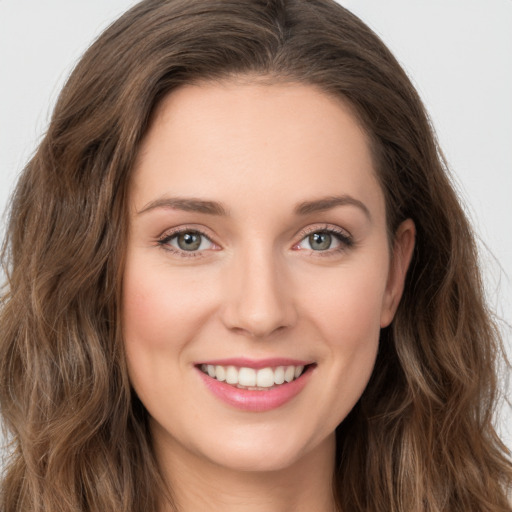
[157,226,216,258]
[294,225,354,256]
[156,225,354,258]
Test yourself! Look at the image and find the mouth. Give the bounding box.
[197,363,312,390]
[195,360,316,411]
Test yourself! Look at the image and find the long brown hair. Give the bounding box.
[1,1,510,510]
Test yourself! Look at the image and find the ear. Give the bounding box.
[380,218,416,328]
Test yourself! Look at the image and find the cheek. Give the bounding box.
[122,256,215,352]
[121,254,221,411]
[320,271,383,376]
[294,255,388,418]
[300,258,389,347]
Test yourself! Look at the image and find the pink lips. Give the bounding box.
[195,359,315,412]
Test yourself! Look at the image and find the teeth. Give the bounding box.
[225,366,238,385]
[256,367,274,387]
[238,367,256,387]
[274,366,285,385]
[200,364,306,388]
[284,366,295,383]
[215,365,226,382]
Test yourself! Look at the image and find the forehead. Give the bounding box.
[131,80,384,220]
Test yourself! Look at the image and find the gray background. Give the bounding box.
[1,0,511,448]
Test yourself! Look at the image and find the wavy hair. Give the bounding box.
[1,0,511,510]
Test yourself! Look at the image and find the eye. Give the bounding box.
[304,232,336,251]
[295,227,353,253]
[158,229,216,254]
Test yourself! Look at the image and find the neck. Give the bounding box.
[154,428,338,512]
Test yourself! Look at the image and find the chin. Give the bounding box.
[193,426,329,474]
[205,444,307,473]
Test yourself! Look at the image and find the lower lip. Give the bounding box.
[196,365,314,412]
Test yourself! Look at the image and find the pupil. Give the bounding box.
[178,232,201,251]
[309,232,331,251]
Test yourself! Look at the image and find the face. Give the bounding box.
[122,80,414,474]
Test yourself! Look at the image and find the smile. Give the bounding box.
[196,360,315,412]
[199,363,306,389]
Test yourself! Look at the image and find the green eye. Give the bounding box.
[308,232,332,251]
[176,232,203,251]
[295,228,353,254]
[159,230,215,254]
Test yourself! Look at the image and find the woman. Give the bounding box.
[1,0,510,510]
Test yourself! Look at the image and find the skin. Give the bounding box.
[122,79,415,512]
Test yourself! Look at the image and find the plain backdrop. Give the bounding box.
[0,0,511,448]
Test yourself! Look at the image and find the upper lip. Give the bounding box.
[195,357,314,369]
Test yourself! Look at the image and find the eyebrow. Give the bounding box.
[137,197,229,216]
[294,195,371,220]
[137,194,370,220]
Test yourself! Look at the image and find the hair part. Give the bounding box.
[1,0,511,510]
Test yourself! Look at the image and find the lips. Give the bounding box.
[195,358,315,412]
[199,362,306,388]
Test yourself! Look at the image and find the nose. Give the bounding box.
[220,245,298,339]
